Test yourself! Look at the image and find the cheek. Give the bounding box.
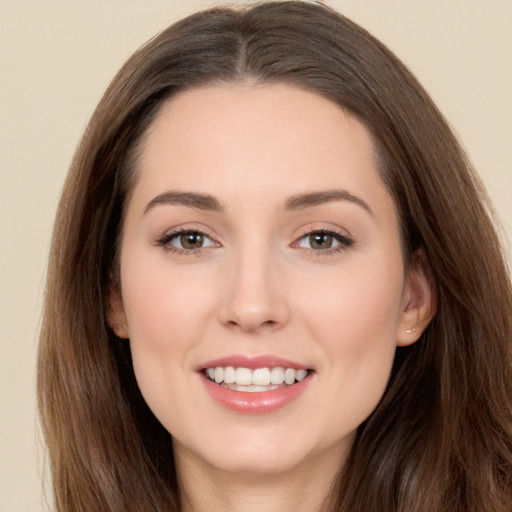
[310,312,397,441]
[300,256,404,411]
[118,251,216,406]
[120,246,215,345]
[304,257,404,347]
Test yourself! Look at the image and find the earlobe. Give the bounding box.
[105,278,130,339]
[397,248,437,347]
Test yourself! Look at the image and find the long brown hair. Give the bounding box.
[38,2,512,510]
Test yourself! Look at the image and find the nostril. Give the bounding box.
[225,318,280,332]
[218,281,290,332]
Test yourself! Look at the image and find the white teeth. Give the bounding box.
[223,366,236,384]
[270,367,285,385]
[214,367,224,384]
[226,384,280,392]
[205,366,309,388]
[253,368,271,386]
[284,368,296,385]
[296,369,307,381]
[235,367,253,386]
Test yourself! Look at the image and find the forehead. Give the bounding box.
[143,84,377,161]
[127,83,396,226]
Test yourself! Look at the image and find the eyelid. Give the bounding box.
[294,223,353,241]
[291,225,355,254]
[153,223,354,257]
[153,224,222,254]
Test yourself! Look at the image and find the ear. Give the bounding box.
[105,277,129,339]
[396,248,437,347]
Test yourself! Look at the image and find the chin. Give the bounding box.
[207,449,308,477]
[173,427,318,475]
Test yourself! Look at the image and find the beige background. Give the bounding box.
[1,1,510,510]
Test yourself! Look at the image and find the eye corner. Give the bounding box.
[153,226,221,256]
[291,226,356,256]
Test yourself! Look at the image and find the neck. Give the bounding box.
[174,441,346,512]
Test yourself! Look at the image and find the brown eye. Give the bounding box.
[309,232,334,250]
[180,232,204,249]
[156,230,217,252]
[295,229,354,253]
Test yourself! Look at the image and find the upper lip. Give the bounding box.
[199,354,310,371]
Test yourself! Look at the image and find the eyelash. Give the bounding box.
[155,227,355,257]
[154,228,217,256]
[293,227,355,256]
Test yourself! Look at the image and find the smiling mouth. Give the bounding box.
[204,366,311,392]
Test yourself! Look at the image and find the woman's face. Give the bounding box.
[111,84,428,479]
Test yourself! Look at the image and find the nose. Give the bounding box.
[218,246,290,334]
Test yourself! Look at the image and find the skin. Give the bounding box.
[109,84,434,512]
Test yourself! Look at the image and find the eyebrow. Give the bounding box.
[144,191,223,214]
[143,188,373,216]
[284,190,373,215]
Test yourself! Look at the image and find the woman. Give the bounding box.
[37,2,512,511]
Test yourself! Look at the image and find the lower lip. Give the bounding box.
[201,374,312,414]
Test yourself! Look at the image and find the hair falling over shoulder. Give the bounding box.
[37,2,512,511]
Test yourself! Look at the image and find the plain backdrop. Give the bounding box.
[1,1,510,510]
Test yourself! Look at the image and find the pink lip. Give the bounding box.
[199,354,309,370]
[198,354,314,415]
[201,374,312,414]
